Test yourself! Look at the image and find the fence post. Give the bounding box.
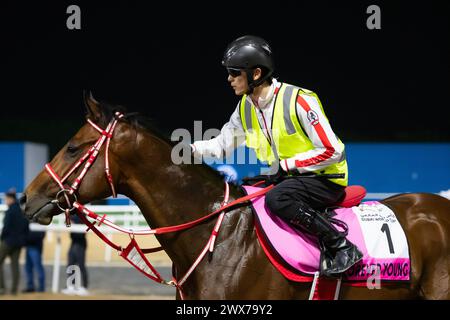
[104,232,112,262]
[133,210,139,228]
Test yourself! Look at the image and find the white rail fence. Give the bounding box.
[0,204,150,293]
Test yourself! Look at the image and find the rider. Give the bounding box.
[191,35,362,277]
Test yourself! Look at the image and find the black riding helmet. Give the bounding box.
[222,35,274,94]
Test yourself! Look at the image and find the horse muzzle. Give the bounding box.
[20,193,59,225]
[30,202,58,225]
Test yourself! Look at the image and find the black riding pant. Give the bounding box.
[265,177,345,222]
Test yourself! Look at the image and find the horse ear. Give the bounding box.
[83,90,102,122]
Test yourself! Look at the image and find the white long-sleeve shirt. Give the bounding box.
[192,79,344,174]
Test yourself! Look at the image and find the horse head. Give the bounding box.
[21,92,138,225]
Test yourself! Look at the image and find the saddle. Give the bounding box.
[242,185,411,283]
[335,185,367,208]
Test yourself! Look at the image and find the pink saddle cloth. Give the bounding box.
[243,186,411,283]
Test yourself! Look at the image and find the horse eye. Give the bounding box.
[67,145,78,154]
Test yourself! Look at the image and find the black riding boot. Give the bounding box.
[289,204,363,277]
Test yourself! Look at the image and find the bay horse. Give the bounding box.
[21,94,450,299]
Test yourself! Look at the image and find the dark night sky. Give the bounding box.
[1,1,449,156]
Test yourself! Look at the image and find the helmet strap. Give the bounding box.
[245,69,256,95]
[244,68,273,95]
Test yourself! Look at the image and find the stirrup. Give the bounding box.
[319,243,363,277]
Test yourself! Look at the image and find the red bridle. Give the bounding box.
[44,111,274,299]
[45,112,124,226]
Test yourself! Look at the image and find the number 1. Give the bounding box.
[381,223,395,254]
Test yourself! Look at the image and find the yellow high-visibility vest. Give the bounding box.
[239,83,348,186]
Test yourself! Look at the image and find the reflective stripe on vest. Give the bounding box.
[239,83,348,186]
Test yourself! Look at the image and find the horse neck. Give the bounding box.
[119,132,228,269]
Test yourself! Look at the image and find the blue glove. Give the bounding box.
[216,165,238,183]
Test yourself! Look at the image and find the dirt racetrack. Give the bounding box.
[0,263,176,299]
[1,292,173,300]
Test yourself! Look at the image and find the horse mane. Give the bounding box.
[91,100,228,182]
[92,100,173,145]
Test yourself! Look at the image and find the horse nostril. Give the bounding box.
[19,194,27,211]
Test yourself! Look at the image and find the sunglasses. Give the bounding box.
[227,68,242,77]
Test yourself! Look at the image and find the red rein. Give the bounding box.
[44,112,273,299]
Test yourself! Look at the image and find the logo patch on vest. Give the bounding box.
[307,110,319,126]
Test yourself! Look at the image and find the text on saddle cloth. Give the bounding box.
[243,185,411,282]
